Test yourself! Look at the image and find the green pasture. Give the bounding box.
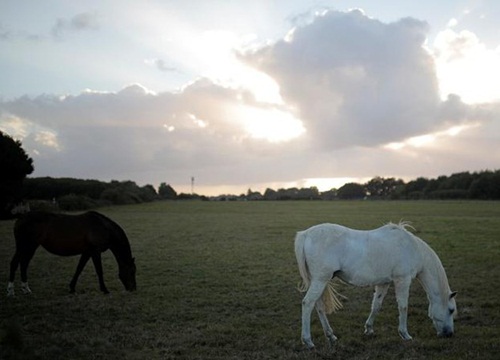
[1,201,499,359]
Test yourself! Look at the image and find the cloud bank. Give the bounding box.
[1,9,499,194]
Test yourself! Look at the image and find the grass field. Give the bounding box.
[1,200,499,359]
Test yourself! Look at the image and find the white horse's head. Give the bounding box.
[428,291,457,337]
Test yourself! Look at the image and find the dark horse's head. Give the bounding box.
[91,211,137,292]
[119,257,137,291]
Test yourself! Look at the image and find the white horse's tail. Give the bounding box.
[294,231,310,292]
[294,231,343,314]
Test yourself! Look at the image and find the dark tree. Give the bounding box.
[365,176,405,199]
[139,184,159,202]
[337,182,366,200]
[403,177,429,199]
[469,170,500,199]
[0,131,34,217]
[158,182,177,200]
[263,188,278,200]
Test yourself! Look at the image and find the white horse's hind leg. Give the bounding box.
[7,282,15,297]
[301,280,327,349]
[315,298,337,346]
[365,283,390,335]
[394,277,412,340]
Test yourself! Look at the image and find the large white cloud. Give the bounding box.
[242,10,462,150]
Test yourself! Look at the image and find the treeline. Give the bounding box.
[399,170,500,200]
[20,178,194,212]
[17,170,500,212]
[220,170,500,201]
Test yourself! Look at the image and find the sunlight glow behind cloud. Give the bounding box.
[433,28,500,103]
[34,130,60,151]
[239,106,305,142]
[183,30,284,104]
[384,124,477,150]
[302,177,372,191]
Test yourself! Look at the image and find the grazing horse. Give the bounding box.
[295,222,457,349]
[7,211,136,296]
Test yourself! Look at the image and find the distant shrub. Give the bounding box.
[29,200,60,212]
[100,188,141,205]
[58,194,97,211]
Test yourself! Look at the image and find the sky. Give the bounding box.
[1,0,500,196]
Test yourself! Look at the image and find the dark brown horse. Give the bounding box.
[7,211,136,296]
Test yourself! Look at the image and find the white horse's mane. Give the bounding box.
[387,220,416,232]
[390,221,452,306]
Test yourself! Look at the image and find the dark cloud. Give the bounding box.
[0,23,43,42]
[51,12,99,39]
[0,24,11,40]
[146,58,177,72]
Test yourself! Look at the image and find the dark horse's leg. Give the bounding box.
[10,243,39,282]
[91,252,109,294]
[7,252,21,296]
[9,217,40,295]
[8,243,39,295]
[70,252,109,294]
[69,252,91,293]
[9,252,21,283]
[19,246,38,284]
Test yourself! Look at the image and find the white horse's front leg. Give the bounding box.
[365,283,390,335]
[394,277,412,340]
[301,280,327,349]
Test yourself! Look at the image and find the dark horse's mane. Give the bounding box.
[86,211,133,260]
[18,211,59,222]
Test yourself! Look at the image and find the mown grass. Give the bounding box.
[1,200,499,359]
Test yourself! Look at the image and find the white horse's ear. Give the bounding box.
[450,291,457,299]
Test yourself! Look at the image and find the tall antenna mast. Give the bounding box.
[191,176,195,194]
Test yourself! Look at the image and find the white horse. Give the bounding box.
[294,222,457,349]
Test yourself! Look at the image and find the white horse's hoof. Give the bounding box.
[302,339,315,350]
[365,325,374,335]
[399,330,413,341]
[326,332,338,346]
